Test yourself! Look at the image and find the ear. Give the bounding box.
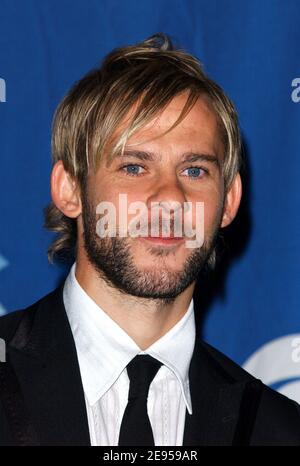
[50,160,82,218]
[221,173,242,228]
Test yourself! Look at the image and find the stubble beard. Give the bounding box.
[81,195,221,305]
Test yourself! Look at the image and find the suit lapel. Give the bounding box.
[7,284,91,446]
[183,335,251,446]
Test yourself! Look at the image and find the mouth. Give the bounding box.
[139,236,185,246]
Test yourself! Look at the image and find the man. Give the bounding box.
[0,33,300,446]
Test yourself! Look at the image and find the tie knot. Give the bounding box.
[126,355,162,400]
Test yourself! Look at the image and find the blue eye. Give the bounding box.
[122,164,145,175]
[120,164,206,178]
[183,167,206,178]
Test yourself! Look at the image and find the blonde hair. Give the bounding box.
[44,33,242,264]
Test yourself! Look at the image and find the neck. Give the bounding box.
[74,255,195,350]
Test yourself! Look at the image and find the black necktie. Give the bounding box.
[118,355,162,446]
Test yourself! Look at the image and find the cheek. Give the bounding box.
[91,179,121,209]
[93,190,149,229]
[196,191,224,234]
[93,170,147,204]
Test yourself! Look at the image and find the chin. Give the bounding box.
[134,260,184,274]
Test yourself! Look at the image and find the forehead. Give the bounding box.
[105,92,225,164]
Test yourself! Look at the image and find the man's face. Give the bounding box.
[80,93,226,302]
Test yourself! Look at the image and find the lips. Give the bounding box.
[148,235,183,239]
[140,235,185,245]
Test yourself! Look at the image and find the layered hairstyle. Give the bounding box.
[44,33,242,264]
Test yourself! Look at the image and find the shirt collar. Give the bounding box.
[63,262,195,414]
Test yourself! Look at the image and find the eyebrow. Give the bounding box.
[113,149,221,169]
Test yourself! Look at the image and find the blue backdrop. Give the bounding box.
[1,0,300,401]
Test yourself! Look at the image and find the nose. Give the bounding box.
[146,177,188,239]
[147,175,187,211]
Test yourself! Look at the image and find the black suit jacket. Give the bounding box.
[0,283,300,446]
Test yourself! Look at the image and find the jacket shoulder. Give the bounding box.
[201,340,300,444]
[0,308,27,342]
[200,339,258,382]
[252,384,300,445]
[0,286,63,343]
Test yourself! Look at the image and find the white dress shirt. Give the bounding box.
[63,262,195,446]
